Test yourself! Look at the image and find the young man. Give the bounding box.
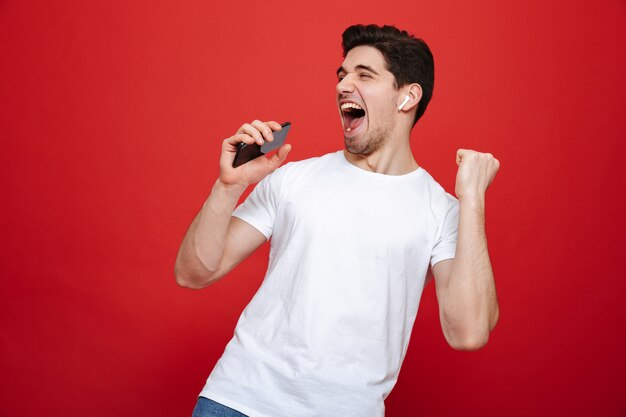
[175,24,500,417]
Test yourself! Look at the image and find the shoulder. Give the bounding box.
[276,151,340,173]
[254,151,341,198]
[270,151,341,182]
[418,168,459,218]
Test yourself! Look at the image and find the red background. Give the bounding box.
[1,1,625,416]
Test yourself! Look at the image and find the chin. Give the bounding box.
[344,132,384,156]
[344,136,367,155]
[345,143,375,156]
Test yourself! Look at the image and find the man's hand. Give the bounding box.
[455,149,500,201]
[219,120,292,187]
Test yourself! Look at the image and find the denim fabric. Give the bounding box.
[191,396,249,417]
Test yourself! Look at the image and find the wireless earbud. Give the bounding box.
[397,95,410,111]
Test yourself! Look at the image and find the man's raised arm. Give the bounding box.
[432,149,500,350]
[174,120,291,289]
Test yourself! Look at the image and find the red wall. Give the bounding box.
[1,1,625,416]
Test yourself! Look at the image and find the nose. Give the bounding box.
[336,74,355,95]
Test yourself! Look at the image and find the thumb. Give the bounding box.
[269,144,292,169]
[456,148,468,166]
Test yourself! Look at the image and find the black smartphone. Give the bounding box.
[232,122,291,168]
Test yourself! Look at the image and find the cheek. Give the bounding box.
[360,87,397,121]
[367,100,397,122]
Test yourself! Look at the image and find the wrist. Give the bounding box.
[214,178,246,197]
[204,179,246,215]
[458,193,485,210]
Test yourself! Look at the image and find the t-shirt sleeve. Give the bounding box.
[430,193,459,267]
[232,167,286,240]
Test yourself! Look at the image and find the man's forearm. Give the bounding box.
[442,197,499,348]
[174,179,246,288]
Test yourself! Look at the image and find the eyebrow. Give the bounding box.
[336,64,380,77]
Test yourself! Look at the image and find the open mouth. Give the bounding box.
[341,102,366,132]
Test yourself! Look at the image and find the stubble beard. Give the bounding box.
[344,120,390,156]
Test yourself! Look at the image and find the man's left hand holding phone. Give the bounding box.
[220,120,292,189]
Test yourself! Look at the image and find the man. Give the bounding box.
[175,24,500,417]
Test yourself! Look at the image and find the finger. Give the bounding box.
[224,133,257,148]
[251,119,274,143]
[266,121,282,131]
[237,123,264,145]
[488,169,498,186]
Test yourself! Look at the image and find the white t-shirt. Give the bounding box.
[200,151,459,417]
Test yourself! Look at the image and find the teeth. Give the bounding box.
[341,102,363,111]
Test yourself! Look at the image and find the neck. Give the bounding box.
[343,130,419,175]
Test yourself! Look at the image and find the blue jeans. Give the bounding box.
[191,396,249,417]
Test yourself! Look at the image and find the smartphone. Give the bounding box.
[232,122,291,168]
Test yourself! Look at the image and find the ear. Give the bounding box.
[397,83,423,112]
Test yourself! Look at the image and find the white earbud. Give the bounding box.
[398,95,410,111]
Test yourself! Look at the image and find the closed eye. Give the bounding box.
[336,72,372,81]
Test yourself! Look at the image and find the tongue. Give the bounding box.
[348,115,363,130]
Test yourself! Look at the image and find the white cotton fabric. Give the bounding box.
[200,151,459,417]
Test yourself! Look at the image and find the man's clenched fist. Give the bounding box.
[454,149,500,201]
